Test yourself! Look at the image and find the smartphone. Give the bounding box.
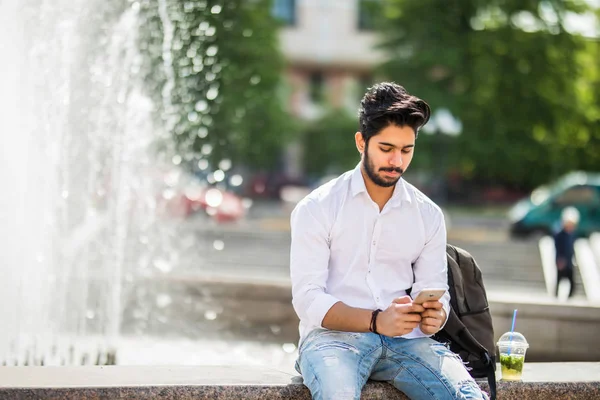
[412,289,447,305]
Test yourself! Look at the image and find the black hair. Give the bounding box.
[358,82,431,143]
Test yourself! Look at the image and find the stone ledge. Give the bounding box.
[1,363,599,399]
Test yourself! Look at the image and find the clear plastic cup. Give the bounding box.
[497,331,529,381]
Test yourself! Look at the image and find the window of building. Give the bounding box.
[272,0,296,26]
[309,72,325,104]
[358,0,380,31]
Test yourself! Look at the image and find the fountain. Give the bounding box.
[0,0,175,366]
[0,0,300,371]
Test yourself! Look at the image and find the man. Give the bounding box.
[290,82,488,400]
[554,207,579,298]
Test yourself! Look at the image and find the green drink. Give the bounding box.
[500,354,525,381]
[497,332,529,381]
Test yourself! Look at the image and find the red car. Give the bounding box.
[158,168,246,222]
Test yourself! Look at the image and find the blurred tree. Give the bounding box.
[378,0,600,189]
[137,0,292,171]
[302,110,360,177]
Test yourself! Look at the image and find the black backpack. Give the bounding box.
[409,244,496,399]
[434,244,497,400]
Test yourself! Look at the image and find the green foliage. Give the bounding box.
[378,0,600,189]
[302,110,360,177]
[137,0,291,170]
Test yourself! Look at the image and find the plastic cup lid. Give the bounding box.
[497,331,529,348]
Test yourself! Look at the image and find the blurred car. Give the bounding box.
[158,167,246,222]
[184,185,246,222]
[508,171,600,238]
[246,172,308,200]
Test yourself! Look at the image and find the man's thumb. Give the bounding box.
[392,295,412,304]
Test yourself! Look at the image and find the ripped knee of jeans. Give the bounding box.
[314,341,360,355]
[430,343,472,371]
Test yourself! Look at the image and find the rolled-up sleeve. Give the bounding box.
[290,199,340,328]
[411,206,451,331]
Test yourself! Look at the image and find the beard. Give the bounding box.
[363,143,404,188]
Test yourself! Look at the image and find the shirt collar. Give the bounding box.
[350,163,412,206]
[351,163,367,197]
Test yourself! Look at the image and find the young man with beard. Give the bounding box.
[289,82,488,400]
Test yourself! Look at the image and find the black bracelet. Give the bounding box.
[369,309,382,334]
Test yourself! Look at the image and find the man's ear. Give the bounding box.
[355,132,365,154]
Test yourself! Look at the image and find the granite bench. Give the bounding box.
[1,363,599,399]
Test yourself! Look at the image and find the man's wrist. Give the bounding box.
[369,309,382,333]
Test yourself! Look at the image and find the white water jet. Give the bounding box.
[0,0,171,365]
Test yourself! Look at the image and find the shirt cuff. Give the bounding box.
[306,293,341,329]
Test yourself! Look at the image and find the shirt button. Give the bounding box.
[372,241,376,245]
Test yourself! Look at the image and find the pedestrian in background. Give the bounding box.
[554,207,580,299]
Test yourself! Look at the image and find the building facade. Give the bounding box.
[273,0,385,179]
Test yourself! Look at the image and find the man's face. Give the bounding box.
[356,124,416,188]
[564,220,577,233]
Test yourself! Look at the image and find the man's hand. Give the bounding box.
[376,296,425,337]
[420,301,446,335]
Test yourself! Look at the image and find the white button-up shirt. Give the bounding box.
[290,164,450,347]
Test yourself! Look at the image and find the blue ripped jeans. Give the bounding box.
[296,329,489,400]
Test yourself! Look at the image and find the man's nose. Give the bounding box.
[390,152,403,167]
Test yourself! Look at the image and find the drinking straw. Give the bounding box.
[508,309,518,355]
